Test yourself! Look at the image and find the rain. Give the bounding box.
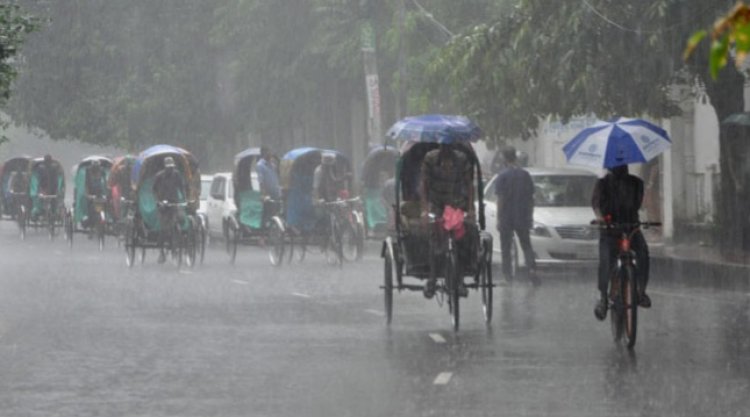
[0,1,749,416]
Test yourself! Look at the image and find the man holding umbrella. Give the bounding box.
[592,164,650,320]
[562,117,670,321]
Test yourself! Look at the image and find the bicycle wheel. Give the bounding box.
[289,233,306,263]
[267,217,285,267]
[199,219,207,265]
[383,246,394,325]
[610,268,624,343]
[623,263,638,349]
[480,241,493,324]
[446,248,460,332]
[340,222,359,262]
[48,209,56,241]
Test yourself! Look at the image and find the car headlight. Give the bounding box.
[531,222,552,238]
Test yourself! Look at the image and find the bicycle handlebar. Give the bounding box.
[590,220,662,229]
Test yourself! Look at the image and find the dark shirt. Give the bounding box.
[421,148,472,213]
[494,166,534,229]
[37,163,58,195]
[153,168,186,203]
[86,170,106,197]
[591,173,643,225]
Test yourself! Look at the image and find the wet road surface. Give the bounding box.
[0,224,748,416]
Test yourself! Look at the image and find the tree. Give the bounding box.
[0,1,36,143]
[426,0,748,253]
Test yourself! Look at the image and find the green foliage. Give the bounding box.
[685,2,750,79]
[0,1,36,144]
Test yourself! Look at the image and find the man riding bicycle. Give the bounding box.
[419,143,475,299]
[35,154,59,219]
[84,160,108,229]
[592,164,651,321]
[152,156,187,263]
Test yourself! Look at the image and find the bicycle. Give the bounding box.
[38,194,59,240]
[88,195,108,251]
[10,191,28,240]
[592,220,660,349]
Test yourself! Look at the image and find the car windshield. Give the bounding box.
[533,175,597,207]
[200,180,211,200]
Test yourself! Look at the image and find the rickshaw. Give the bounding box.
[381,115,494,331]
[64,156,114,251]
[0,156,32,237]
[225,147,286,266]
[123,145,205,268]
[360,145,399,239]
[281,147,363,265]
[27,156,67,240]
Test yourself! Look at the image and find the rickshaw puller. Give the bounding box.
[153,156,187,263]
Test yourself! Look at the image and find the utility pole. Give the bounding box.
[395,0,407,119]
[360,19,382,148]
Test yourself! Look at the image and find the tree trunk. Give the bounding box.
[702,64,746,259]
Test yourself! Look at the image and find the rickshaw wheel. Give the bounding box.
[480,240,493,325]
[199,216,207,265]
[18,205,26,241]
[125,221,136,268]
[341,222,359,263]
[184,217,197,268]
[267,217,285,267]
[170,223,183,268]
[446,249,460,332]
[64,210,74,249]
[383,246,394,325]
[228,220,238,265]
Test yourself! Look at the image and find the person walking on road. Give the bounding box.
[494,146,538,286]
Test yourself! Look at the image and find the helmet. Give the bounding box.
[164,156,176,168]
[321,152,336,166]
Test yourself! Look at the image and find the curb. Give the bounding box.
[651,255,750,292]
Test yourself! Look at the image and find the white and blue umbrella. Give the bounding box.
[386,114,482,144]
[563,117,671,169]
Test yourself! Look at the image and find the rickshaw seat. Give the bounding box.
[238,189,263,229]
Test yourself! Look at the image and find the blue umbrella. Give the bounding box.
[563,117,671,169]
[387,114,482,144]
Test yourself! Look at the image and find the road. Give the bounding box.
[0,223,748,417]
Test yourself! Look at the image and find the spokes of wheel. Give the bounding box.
[624,264,638,349]
[171,224,183,268]
[268,218,285,267]
[383,247,394,325]
[228,222,238,265]
[446,249,460,332]
[610,270,624,343]
[341,224,358,262]
[480,244,493,324]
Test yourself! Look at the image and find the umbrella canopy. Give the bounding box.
[387,114,482,144]
[563,117,671,169]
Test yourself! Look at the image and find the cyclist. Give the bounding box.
[313,152,348,205]
[8,169,28,218]
[592,164,651,321]
[84,160,107,229]
[35,154,59,219]
[256,147,282,230]
[152,156,187,263]
[419,143,475,299]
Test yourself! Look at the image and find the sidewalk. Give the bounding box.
[650,240,750,291]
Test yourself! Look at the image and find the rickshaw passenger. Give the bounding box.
[35,155,59,218]
[9,170,27,194]
[84,160,107,228]
[153,156,187,263]
[313,152,347,204]
[419,144,476,299]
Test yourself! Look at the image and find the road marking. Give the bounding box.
[232,279,249,285]
[292,292,311,298]
[180,270,193,275]
[433,372,453,385]
[364,309,384,317]
[429,333,447,344]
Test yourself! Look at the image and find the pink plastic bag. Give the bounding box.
[442,205,465,240]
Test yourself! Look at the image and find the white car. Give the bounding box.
[483,167,599,271]
[199,174,212,217]
[205,172,259,239]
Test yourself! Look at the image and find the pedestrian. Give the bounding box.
[494,146,539,285]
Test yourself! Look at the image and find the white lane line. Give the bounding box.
[433,372,453,385]
[429,333,447,344]
[232,279,249,285]
[364,309,385,317]
[292,292,311,298]
[180,270,193,275]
